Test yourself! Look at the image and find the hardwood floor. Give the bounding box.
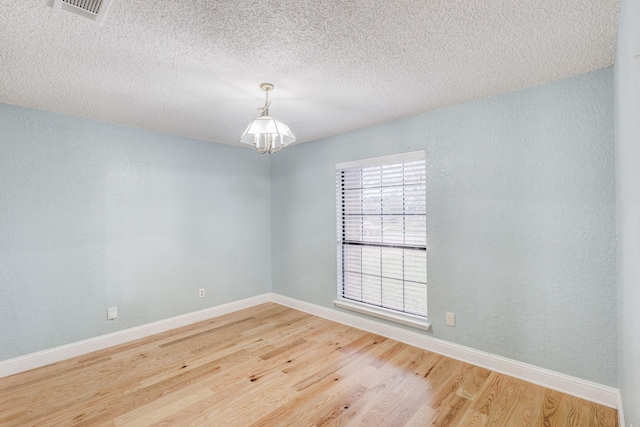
[0,303,617,426]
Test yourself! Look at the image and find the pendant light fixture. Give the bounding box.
[240,83,296,154]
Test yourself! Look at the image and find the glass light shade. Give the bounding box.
[240,115,296,154]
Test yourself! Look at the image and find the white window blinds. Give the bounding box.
[336,151,427,320]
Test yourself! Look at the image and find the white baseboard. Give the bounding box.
[618,391,626,427]
[0,294,271,379]
[0,292,621,414]
[271,293,621,410]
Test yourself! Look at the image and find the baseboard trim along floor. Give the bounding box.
[0,292,622,417]
[269,294,621,412]
[0,294,271,379]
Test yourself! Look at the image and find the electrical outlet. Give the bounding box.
[199,288,205,298]
[107,306,117,320]
[446,312,455,326]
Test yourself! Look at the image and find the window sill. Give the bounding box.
[333,299,431,331]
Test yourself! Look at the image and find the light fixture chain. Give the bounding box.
[260,90,271,117]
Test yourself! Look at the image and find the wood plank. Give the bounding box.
[306,344,428,426]
[0,302,618,427]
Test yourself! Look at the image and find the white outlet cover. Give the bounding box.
[446,312,455,327]
[107,306,117,320]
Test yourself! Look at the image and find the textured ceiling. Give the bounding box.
[0,0,619,146]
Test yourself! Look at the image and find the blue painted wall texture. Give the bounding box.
[271,69,618,387]
[0,105,272,360]
[615,0,640,423]
[0,68,619,391]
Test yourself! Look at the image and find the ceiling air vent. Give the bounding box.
[50,0,113,25]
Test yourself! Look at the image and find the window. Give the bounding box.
[335,151,429,330]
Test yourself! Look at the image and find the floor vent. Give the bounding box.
[50,0,113,25]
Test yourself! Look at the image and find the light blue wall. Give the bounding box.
[271,69,618,386]
[615,0,640,422]
[0,68,621,391]
[0,104,271,360]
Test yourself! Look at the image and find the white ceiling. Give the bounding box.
[0,0,619,147]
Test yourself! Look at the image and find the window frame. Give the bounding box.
[334,150,430,330]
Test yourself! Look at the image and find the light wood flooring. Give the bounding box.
[0,303,618,426]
